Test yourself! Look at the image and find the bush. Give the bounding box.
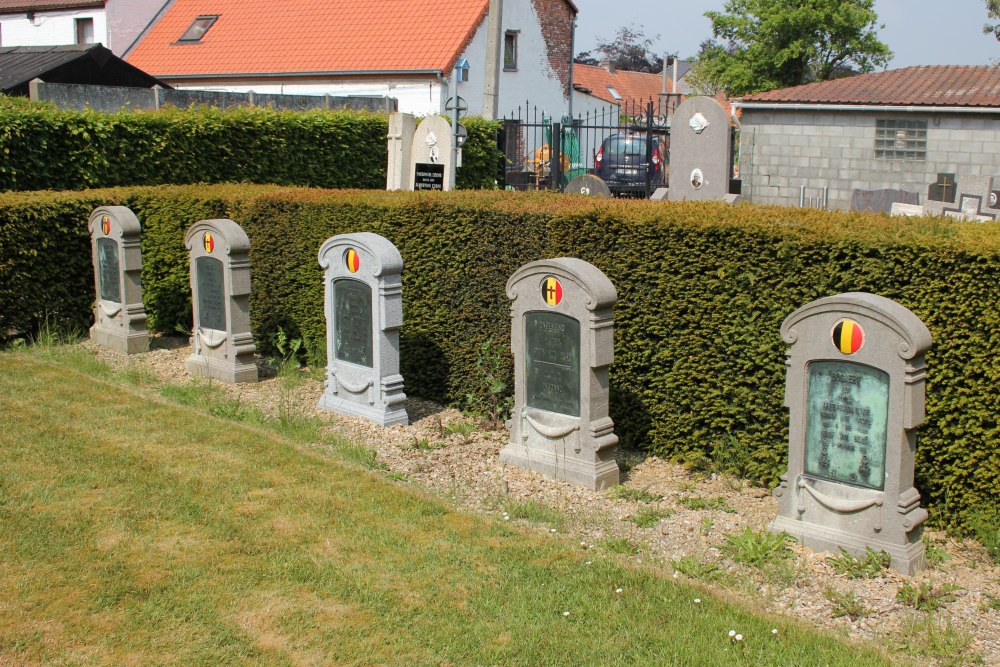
[1,186,999,537]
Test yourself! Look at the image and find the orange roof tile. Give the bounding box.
[740,66,1000,108]
[126,0,493,77]
[573,62,671,107]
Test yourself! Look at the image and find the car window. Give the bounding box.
[605,138,646,156]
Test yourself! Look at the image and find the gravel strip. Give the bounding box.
[90,338,1000,666]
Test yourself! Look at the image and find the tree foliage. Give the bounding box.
[575,24,665,74]
[986,0,1000,40]
[692,0,892,96]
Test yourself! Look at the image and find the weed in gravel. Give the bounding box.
[923,536,952,568]
[678,496,736,513]
[335,441,386,471]
[896,581,961,612]
[981,593,1000,612]
[462,337,513,428]
[671,555,722,582]
[211,395,266,425]
[598,537,638,555]
[968,510,1000,565]
[823,588,872,620]
[409,436,442,451]
[611,486,663,503]
[891,615,982,666]
[826,547,891,579]
[443,421,477,444]
[624,507,674,529]
[502,500,564,529]
[700,517,714,537]
[722,528,794,568]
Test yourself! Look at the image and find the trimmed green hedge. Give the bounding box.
[0,97,502,193]
[1,186,998,537]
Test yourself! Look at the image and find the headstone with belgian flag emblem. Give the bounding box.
[184,219,258,384]
[501,257,619,490]
[87,206,149,354]
[771,292,932,575]
[317,232,408,427]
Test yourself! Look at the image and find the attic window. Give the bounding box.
[503,30,518,71]
[607,87,623,101]
[179,15,218,42]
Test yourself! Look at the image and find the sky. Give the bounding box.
[573,0,1000,69]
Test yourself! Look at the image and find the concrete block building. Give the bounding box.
[735,66,1000,211]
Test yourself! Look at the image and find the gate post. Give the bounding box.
[549,121,561,191]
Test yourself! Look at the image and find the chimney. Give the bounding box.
[601,59,616,74]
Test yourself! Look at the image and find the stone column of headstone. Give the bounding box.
[668,96,732,202]
[411,115,454,191]
[387,112,417,191]
[87,206,149,354]
[317,233,408,427]
[184,219,258,384]
[771,292,932,575]
[501,258,619,490]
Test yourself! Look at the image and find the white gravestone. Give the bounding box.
[411,115,454,191]
[88,206,149,354]
[771,292,932,575]
[184,219,258,384]
[501,258,620,490]
[386,112,417,191]
[317,233,408,427]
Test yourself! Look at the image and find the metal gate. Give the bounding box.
[500,98,671,198]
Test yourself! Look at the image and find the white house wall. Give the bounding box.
[0,8,106,47]
[741,109,1000,210]
[496,0,568,120]
[106,0,165,55]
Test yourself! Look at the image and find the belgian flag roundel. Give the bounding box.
[101,215,111,235]
[542,276,563,306]
[345,248,360,273]
[203,232,215,254]
[832,319,864,355]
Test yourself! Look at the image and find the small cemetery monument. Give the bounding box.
[771,292,932,575]
[668,96,731,202]
[411,115,454,191]
[317,233,408,427]
[88,206,149,354]
[501,258,619,490]
[184,219,258,384]
[386,112,417,191]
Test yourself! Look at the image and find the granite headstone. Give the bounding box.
[88,206,149,354]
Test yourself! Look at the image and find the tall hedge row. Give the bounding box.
[1,185,998,535]
[0,97,502,192]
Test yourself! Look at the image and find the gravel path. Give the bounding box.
[91,339,999,666]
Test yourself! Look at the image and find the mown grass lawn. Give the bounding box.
[0,348,895,666]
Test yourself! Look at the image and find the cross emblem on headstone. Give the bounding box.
[928,173,956,203]
[546,284,558,301]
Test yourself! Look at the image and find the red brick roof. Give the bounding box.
[740,66,1000,108]
[573,63,671,107]
[0,0,102,10]
[127,0,494,76]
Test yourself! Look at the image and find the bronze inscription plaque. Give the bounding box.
[333,278,373,367]
[805,360,889,490]
[96,237,121,303]
[195,256,226,332]
[525,311,580,417]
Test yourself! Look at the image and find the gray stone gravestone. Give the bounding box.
[924,175,998,221]
[184,219,258,384]
[88,206,149,354]
[771,292,932,575]
[668,96,731,202]
[501,258,619,490]
[565,174,611,197]
[411,115,454,191]
[317,233,408,427]
[386,112,417,191]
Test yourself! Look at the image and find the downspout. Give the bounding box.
[436,71,448,115]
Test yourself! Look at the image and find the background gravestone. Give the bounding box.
[386,112,417,191]
[771,292,932,575]
[668,96,731,202]
[317,233,408,427]
[184,219,258,384]
[501,258,619,490]
[924,175,998,221]
[565,174,611,197]
[87,206,148,354]
[411,115,454,191]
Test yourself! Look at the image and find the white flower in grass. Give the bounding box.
[771,628,778,636]
[615,588,623,594]
[693,598,701,603]
[735,634,743,642]
[562,611,570,617]
[728,630,736,638]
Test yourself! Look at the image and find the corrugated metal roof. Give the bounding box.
[740,66,1000,108]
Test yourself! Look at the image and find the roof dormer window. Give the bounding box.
[179,15,218,42]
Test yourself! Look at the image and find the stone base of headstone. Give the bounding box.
[185,331,258,384]
[890,203,925,217]
[771,511,926,576]
[723,193,742,205]
[90,316,149,355]
[501,410,620,491]
[318,373,408,427]
[650,188,669,201]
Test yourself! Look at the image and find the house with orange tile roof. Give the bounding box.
[734,65,1000,211]
[571,61,677,121]
[124,0,577,120]
[0,0,163,56]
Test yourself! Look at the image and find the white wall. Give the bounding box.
[496,0,568,120]
[0,8,106,47]
[106,0,165,55]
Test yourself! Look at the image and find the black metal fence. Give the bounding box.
[500,98,671,198]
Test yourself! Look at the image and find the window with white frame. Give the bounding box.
[75,18,94,44]
[874,119,927,160]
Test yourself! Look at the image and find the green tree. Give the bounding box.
[986,0,1000,40]
[692,0,892,96]
[575,24,665,74]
